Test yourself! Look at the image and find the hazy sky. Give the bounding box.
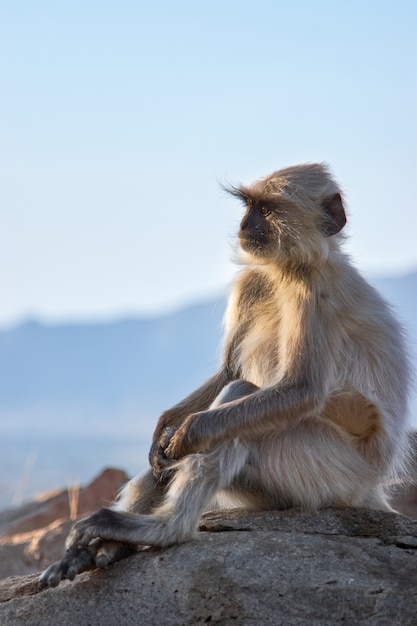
[1,0,416,327]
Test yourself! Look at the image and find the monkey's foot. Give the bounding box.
[39,547,96,588]
[39,540,136,588]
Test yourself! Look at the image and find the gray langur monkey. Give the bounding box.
[40,163,411,588]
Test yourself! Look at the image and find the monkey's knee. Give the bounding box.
[114,469,166,514]
[210,380,259,408]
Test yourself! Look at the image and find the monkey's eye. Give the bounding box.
[258,206,271,217]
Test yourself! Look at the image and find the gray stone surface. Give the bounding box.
[0,507,416,625]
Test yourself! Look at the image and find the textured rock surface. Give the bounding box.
[0,507,416,626]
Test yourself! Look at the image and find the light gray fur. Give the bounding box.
[39,164,412,588]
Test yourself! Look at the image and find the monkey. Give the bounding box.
[40,162,411,588]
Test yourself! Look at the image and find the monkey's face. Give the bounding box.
[238,199,284,260]
[237,193,346,266]
[236,188,322,264]
[230,167,346,265]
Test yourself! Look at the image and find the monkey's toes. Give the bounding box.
[95,553,110,568]
[39,548,97,588]
[95,540,136,568]
[39,562,63,588]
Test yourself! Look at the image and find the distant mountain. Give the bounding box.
[0,299,226,433]
[0,272,415,509]
[0,298,227,508]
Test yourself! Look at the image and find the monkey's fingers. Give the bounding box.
[158,426,176,450]
[38,547,96,588]
[150,444,175,479]
[65,510,110,549]
[65,508,140,550]
[164,432,189,460]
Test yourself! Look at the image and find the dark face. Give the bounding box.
[238,199,276,258]
[230,178,346,265]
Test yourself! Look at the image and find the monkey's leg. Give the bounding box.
[40,384,257,588]
[65,439,250,551]
[39,469,166,588]
[113,468,168,515]
[247,416,390,510]
[96,467,173,565]
[209,380,259,408]
[93,469,169,567]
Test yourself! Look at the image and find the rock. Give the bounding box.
[0,507,416,625]
[0,467,129,536]
[0,519,73,579]
[0,468,129,579]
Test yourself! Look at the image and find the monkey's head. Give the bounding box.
[227,163,346,267]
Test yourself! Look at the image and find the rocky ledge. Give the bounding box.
[0,507,416,626]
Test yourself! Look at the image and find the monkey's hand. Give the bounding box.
[149,426,178,478]
[163,412,208,460]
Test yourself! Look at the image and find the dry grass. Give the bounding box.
[67,481,80,521]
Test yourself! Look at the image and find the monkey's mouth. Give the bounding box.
[239,232,267,253]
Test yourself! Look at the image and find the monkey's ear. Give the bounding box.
[320,193,346,237]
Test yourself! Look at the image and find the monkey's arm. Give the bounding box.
[164,380,324,460]
[149,368,231,476]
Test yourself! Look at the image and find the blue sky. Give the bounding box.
[1,0,416,327]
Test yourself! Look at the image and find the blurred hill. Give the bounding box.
[0,298,226,433]
[0,272,415,509]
